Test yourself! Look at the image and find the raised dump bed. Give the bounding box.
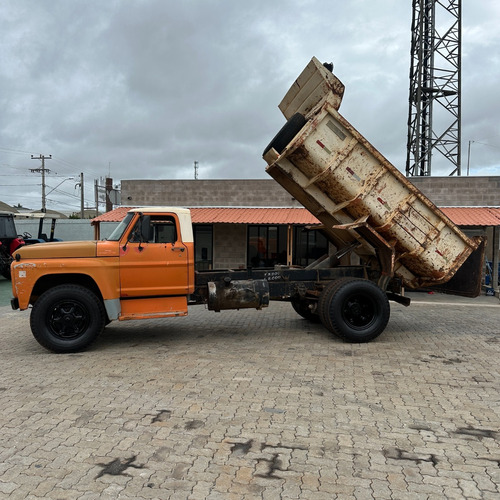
[264,57,480,291]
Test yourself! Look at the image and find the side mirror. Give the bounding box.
[140,215,151,242]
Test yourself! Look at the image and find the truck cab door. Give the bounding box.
[119,214,190,298]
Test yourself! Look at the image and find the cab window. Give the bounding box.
[130,215,177,243]
[152,217,177,243]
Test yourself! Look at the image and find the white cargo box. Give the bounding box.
[264,57,479,289]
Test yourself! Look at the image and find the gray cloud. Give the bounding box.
[1,0,499,211]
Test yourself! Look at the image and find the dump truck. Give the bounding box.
[10,57,484,352]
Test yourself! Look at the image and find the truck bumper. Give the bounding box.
[11,297,19,310]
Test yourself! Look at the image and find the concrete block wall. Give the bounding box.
[213,223,247,269]
[122,179,301,207]
[409,176,500,206]
[122,177,500,209]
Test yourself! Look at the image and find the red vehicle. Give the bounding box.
[0,211,61,280]
[0,212,25,280]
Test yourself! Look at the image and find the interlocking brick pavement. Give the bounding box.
[1,292,500,499]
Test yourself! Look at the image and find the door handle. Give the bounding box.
[171,246,185,252]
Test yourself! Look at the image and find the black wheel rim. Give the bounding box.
[48,300,90,339]
[341,293,376,329]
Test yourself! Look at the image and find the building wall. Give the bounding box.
[121,179,301,207]
[122,177,500,208]
[213,223,247,269]
[409,176,500,206]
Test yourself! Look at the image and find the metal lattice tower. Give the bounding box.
[406,0,462,176]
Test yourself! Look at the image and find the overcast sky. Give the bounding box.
[1,0,499,213]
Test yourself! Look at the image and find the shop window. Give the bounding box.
[247,225,287,267]
[294,227,328,267]
[194,224,213,270]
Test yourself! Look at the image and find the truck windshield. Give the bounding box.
[106,213,134,241]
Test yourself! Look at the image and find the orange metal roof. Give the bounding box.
[92,206,500,227]
[92,206,131,223]
[440,207,500,227]
[191,207,319,224]
[92,206,320,225]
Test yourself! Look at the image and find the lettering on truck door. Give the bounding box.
[119,214,189,298]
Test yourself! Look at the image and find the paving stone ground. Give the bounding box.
[1,292,500,499]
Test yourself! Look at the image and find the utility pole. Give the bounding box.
[77,172,85,218]
[94,179,99,216]
[30,154,52,212]
[105,177,113,212]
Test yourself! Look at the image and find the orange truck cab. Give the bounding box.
[11,207,195,352]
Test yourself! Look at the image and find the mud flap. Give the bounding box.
[425,237,485,298]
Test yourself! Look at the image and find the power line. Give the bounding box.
[473,141,500,150]
[45,198,85,209]
[0,146,34,155]
[50,188,83,201]
[0,146,106,179]
[50,155,104,178]
[0,174,37,177]
[0,149,115,212]
[0,184,41,187]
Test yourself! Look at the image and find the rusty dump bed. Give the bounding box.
[263,57,480,290]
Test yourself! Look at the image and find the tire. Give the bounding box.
[30,285,106,353]
[263,113,307,156]
[319,278,390,343]
[291,297,319,322]
[0,267,10,280]
[0,245,12,280]
[318,279,345,328]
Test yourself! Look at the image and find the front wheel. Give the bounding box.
[319,278,390,343]
[30,285,106,353]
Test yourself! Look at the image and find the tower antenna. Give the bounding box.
[406,0,462,176]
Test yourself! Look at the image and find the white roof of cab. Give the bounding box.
[128,207,190,215]
[128,206,193,242]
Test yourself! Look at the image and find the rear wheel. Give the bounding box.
[319,278,390,342]
[30,285,106,353]
[318,279,345,328]
[291,296,319,322]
